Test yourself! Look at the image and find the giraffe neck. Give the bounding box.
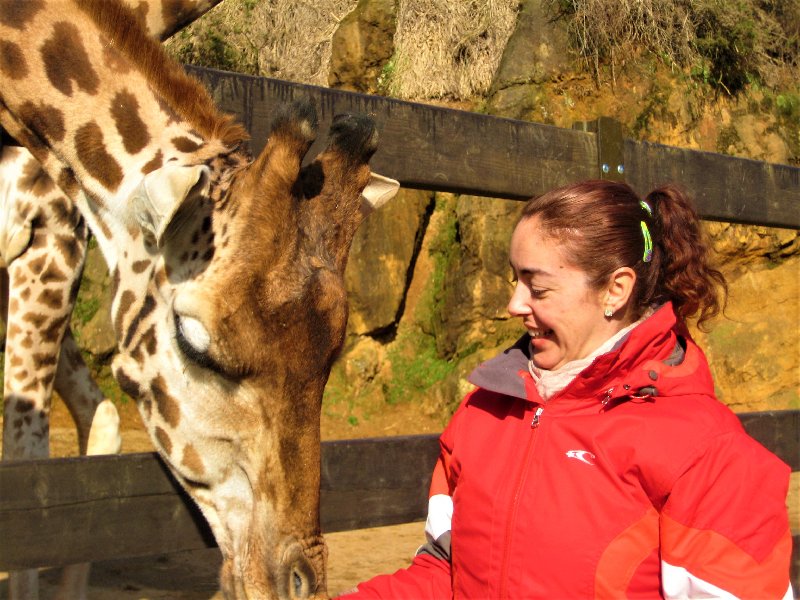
[0,0,246,272]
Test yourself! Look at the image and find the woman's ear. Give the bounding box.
[604,267,636,316]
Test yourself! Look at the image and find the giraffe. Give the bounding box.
[0,1,399,599]
[1,2,224,598]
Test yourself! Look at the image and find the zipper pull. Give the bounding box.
[531,407,544,428]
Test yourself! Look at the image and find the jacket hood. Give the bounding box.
[467,303,715,408]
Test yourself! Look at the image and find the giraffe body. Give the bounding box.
[0,1,397,598]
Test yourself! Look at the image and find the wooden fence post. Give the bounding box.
[573,117,626,182]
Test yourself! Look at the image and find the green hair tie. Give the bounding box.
[639,200,653,216]
[640,221,653,263]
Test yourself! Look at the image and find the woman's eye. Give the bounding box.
[532,287,547,297]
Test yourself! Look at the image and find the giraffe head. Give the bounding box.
[108,101,397,599]
[0,2,398,597]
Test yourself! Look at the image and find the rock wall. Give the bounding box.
[319,0,799,416]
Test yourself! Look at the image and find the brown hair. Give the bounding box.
[519,179,727,329]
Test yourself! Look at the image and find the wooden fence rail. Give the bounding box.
[187,67,800,230]
[1,411,797,572]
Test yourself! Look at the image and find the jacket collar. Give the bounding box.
[467,303,715,408]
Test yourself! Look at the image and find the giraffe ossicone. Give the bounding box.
[0,1,398,598]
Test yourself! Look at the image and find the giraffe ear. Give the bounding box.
[131,163,210,246]
[360,172,400,216]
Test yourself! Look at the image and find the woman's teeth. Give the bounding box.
[530,329,552,339]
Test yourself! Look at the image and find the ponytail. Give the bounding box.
[643,186,727,329]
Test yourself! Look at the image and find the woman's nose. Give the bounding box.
[507,283,530,317]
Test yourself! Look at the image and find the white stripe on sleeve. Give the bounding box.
[425,493,453,541]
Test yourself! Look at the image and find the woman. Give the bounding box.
[343,180,793,599]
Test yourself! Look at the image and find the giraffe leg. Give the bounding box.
[52,330,121,600]
[1,182,89,599]
[3,247,65,599]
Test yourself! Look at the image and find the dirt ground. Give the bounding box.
[0,394,443,599]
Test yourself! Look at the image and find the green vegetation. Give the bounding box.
[382,329,455,405]
[72,296,100,326]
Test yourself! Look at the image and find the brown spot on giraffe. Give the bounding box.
[131,259,150,274]
[48,195,78,226]
[0,0,44,29]
[111,89,150,154]
[171,135,203,153]
[27,254,47,275]
[139,325,158,356]
[18,101,66,143]
[40,21,100,96]
[114,366,141,400]
[29,229,48,250]
[150,375,180,427]
[40,261,67,284]
[122,294,156,349]
[114,289,136,337]
[181,443,206,477]
[41,314,69,343]
[155,426,172,455]
[141,149,163,174]
[0,40,27,79]
[20,158,56,197]
[75,121,124,191]
[32,352,58,369]
[56,167,80,198]
[54,234,83,270]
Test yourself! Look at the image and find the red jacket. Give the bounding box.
[346,304,793,599]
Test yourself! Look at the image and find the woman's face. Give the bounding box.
[508,216,618,371]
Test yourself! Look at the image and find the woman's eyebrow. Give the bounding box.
[510,262,551,278]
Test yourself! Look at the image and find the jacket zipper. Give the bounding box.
[498,405,543,599]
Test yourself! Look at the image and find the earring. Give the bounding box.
[604,307,614,318]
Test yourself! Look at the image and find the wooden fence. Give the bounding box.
[2,68,799,587]
[1,411,798,571]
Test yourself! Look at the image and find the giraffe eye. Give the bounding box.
[174,313,250,380]
[177,315,210,353]
[174,313,217,371]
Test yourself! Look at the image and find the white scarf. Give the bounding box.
[528,312,652,401]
